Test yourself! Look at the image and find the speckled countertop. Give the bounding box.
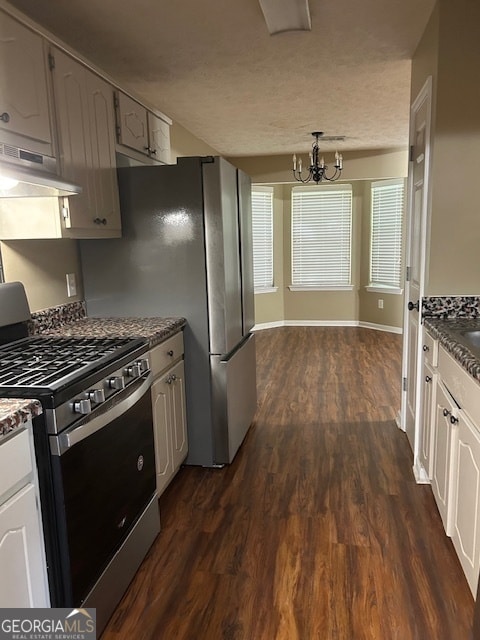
[40,316,187,348]
[424,317,480,383]
[0,399,43,440]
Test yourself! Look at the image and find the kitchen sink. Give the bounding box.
[459,330,480,348]
[452,329,480,359]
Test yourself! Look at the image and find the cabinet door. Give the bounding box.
[152,375,174,496]
[169,360,188,469]
[0,12,52,154]
[420,360,437,479]
[0,483,49,607]
[432,380,458,535]
[51,48,96,230]
[116,92,148,156]
[147,112,170,164]
[451,410,480,596]
[87,73,121,232]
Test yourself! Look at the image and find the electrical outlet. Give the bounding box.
[66,273,77,297]
[378,299,384,309]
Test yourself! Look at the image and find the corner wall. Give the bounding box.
[412,0,480,297]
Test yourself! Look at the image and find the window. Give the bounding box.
[291,185,352,289]
[251,186,274,292]
[369,179,404,291]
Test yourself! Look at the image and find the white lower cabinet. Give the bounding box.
[151,333,188,496]
[431,343,480,597]
[431,379,458,535]
[451,410,480,595]
[420,359,437,479]
[0,425,50,607]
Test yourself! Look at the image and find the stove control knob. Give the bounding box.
[73,399,92,415]
[88,388,105,404]
[108,375,125,390]
[125,363,142,378]
[138,358,149,372]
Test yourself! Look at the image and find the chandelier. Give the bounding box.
[292,132,343,184]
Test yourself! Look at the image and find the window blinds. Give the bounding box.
[370,180,404,288]
[291,186,352,287]
[252,187,274,291]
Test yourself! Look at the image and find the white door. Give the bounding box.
[401,77,432,470]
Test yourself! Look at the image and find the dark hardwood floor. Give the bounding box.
[102,327,474,639]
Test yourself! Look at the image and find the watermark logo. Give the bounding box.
[0,608,96,640]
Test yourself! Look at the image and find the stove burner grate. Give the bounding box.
[0,335,144,388]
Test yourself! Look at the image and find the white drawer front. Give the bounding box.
[150,332,184,377]
[0,429,32,502]
[438,346,480,427]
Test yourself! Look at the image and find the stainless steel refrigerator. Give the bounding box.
[79,156,257,467]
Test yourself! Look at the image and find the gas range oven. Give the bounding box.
[0,283,159,634]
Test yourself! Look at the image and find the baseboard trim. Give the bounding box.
[358,321,403,335]
[252,321,286,331]
[413,461,430,484]
[253,320,403,334]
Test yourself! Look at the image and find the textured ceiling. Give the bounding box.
[7,0,436,157]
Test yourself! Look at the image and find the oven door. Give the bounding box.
[50,372,156,605]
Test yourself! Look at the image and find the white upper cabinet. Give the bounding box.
[51,47,120,237]
[88,73,121,232]
[0,5,171,240]
[115,91,171,165]
[147,111,170,164]
[0,11,53,155]
[115,91,148,156]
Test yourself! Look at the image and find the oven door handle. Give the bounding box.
[50,372,153,456]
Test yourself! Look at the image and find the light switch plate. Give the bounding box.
[66,273,77,297]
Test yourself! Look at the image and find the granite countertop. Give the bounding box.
[40,316,187,348]
[0,316,186,428]
[424,317,480,383]
[0,399,43,440]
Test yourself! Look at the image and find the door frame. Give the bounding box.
[400,75,433,482]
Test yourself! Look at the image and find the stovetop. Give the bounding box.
[0,335,148,392]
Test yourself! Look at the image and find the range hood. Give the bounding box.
[0,144,82,198]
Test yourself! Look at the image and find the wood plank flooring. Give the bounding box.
[101,327,474,639]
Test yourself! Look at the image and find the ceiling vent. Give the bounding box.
[258,0,311,35]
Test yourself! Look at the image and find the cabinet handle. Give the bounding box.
[0,112,10,123]
[167,350,174,357]
[450,415,459,425]
[423,345,429,352]
[171,374,176,382]
[443,408,450,417]
[425,375,432,383]
[93,217,107,225]
[166,376,172,384]
[151,148,157,155]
